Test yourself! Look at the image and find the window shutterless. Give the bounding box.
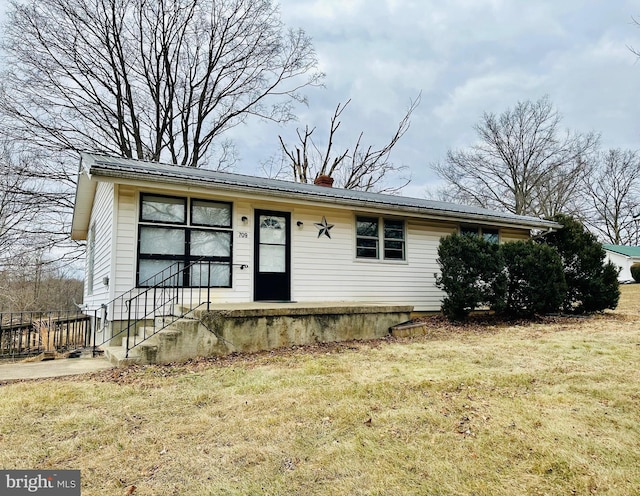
[356,216,405,260]
[460,225,500,243]
[137,194,232,287]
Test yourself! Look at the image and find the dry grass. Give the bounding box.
[1,286,640,495]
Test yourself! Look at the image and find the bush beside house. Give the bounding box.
[437,236,565,320]
[501,241,567,318]
[436,215,619,321]
[545,214,620,314]
[631,263,640,283]
[435,233,506,321]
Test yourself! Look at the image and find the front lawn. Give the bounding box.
[1,286,639,495]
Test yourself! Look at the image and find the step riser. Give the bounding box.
[106,317,209,366]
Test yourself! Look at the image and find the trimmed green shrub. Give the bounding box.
[544,214,620,313]
[436,233,506,320]
[501,241,566,317]
[631,263,640,283]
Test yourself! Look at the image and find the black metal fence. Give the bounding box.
[0,311,91,359]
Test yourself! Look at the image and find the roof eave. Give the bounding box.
[70,154,98,240]
[88,166,561,231]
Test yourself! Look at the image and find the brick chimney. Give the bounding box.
[314,174,334,187]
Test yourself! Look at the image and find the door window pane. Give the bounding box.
[191,230,231,257]
[260,216,286,244]
[141,195,186,223]
[192,200,231,227]
[259,244,286,272]
[139,227,185,255]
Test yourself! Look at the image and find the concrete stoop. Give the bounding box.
[101,303,414,367]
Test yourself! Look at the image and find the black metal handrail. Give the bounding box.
[93,258,214,358]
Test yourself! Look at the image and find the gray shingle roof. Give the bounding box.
[79,153,561,230]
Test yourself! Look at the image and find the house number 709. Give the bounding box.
[238,232,249,239]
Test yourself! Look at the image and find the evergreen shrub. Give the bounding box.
[545,214,620,313]
[501,241,566,317]
[435,233,506,321]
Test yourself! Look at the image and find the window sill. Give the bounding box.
[354,257,408,265]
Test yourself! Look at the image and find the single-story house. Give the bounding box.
[71,153,560,363]
[603,244,640,282]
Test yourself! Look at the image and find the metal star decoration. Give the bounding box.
[314,216,334,238]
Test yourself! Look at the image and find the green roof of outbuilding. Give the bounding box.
[603,244,640,257]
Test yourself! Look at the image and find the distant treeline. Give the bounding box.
[0,259,83,312]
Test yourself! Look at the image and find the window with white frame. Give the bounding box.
[356,216,405,260]
[137,194,233,287]
[460,225,500,243]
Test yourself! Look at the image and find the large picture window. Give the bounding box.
[137,194,232,287]
[356,216,405,260]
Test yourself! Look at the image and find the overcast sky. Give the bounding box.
[233,0,640,198]
[0,0,638,199]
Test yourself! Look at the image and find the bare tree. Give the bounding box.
[433,96,599,216]
[0,138,83,266]
[0,253,84,311]
[0,142,64,262]
[0,0,322,168]
[582,149,640,245]
[276,95,420,193]
[0,0,321,265]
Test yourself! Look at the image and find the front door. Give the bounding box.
[254,210,291,301]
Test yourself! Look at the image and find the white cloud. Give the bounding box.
[273,0,640,190]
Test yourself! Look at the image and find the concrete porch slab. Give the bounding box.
[200,301,414,317]
[200,302,414,355]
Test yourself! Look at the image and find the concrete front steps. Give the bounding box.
[102,311,222,366]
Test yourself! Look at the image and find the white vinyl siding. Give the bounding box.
[500,228,531,242]
[114,188,137,296]
[101,184,535,312]
[604,251,639,282]
[86,225,95,296]
[291,208,455,311]
[83,182,114,309]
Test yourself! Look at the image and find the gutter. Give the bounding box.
[531,227,558,240]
